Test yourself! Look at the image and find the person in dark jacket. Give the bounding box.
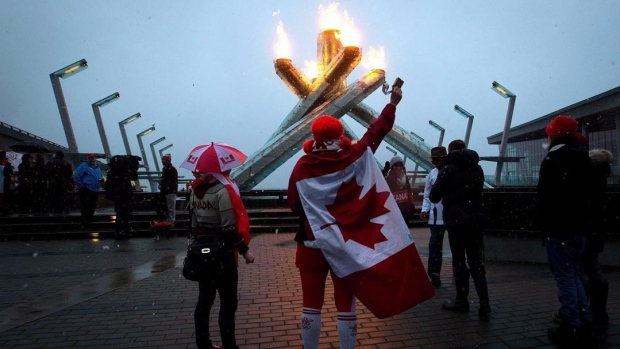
[582,148,613,325]
[537,115,593,344]
[158,153,178,224]
[429,139,490,320]
[17,153,35,214]
[32,153,47,214]
[105,155,139,239]
[45,150,74,213]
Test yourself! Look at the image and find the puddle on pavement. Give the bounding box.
[0,251,186,334]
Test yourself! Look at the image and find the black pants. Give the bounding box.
[114,199,132,236]
[195,260,239,349]
[79,188,98,223]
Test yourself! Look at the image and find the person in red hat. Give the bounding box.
[288,85,434,348]
[537,115,594,344]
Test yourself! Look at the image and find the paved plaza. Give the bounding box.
[0,228,618,348]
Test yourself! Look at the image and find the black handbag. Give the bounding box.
[182,235,229,281]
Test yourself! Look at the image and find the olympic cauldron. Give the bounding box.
[231,27,433,190]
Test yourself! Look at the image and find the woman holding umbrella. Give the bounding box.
[181,143,255,349]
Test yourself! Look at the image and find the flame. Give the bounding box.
[362,46,385,70]
[274,20,291,59]
[302,60,319,80]
[318,3,361,47]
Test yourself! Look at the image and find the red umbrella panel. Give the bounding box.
[180,143,247,173]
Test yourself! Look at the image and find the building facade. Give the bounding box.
[487,86,620,186]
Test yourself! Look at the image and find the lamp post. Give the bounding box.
[454,105,474,147]
[137,125,156,192]
[50,59,88,153]
[491,81,516,187]
[429,120,445,147]
[149,136,166,172]
[136,125,156,172]
[118,113,141,155]
[92,92,120,158]
[159,144,173,158]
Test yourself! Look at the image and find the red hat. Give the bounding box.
[311,115,344,142]
[545,115,577,140]
[161,153,171,161]
[303,115,350,154]
[87,153,96,159]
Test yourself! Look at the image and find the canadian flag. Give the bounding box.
[295,149,434,318]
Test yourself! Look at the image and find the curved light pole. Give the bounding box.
[92,92,120,158]
[136,125,156,172]
[137,125,156,191]
[50,59,88,153]
[118,113,141,155]
[429,120,445,147]
[149,136,166,172]
[454,105,474,148]
[159,144,173,158]
[491,81,516,187]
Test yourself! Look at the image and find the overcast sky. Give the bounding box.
[1,0,618,189]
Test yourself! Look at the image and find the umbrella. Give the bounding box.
[10,141,52,154]
[180,142,247,173]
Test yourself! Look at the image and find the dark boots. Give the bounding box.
[472,267,491,320]
[589,280,609,325]
[443,276,470,312]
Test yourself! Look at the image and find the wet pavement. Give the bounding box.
[0,229,618,348]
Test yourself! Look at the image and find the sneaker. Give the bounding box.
[442,299,469,312]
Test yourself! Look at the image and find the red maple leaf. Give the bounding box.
[324,178,391,249]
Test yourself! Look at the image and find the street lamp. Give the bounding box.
[92,92,120,158]
[159,144,173,158]
[491,81,517,187]
[137,125,156,192]
[149,136,166,172]
[50,58,88,153]
[118,113,141,155]
[428,120,445,147]
[136,125,156,172]
[454,104,474,147]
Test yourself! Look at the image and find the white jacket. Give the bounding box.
[421,168,444,225]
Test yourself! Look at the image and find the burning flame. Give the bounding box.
[302,60,319,80]
[318,3,361,47]
[274,20,291,59]
[361,46,386,70]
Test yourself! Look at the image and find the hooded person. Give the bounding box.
[288,85,433,349]
[537,115,595,344]
[429,139,490,319]
[189,170,254,349]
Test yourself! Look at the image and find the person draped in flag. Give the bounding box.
[288,85,434,348]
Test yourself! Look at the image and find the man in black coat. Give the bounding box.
[430,139,490,320]
[537,115,593,344]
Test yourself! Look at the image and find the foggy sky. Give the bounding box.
[1,0,618,188]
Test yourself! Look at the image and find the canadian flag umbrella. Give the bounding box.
[180,142,247,173]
